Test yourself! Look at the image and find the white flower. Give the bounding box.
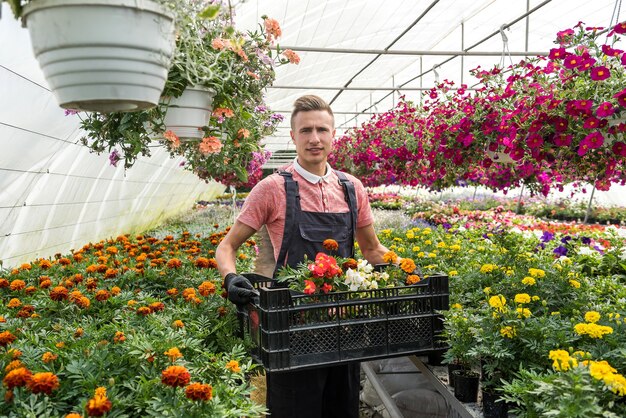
[577,246,597,256]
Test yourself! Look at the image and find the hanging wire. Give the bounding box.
[432,64,440,83]
[607,0,623,40]
[499,24,514,68]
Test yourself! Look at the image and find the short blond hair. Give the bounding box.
[290,95,334,129]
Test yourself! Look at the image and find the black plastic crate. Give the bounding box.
[239,273,449,372]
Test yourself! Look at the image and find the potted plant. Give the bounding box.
[441,305,479,387]
[7,0,176,112]
[79,2,298,184]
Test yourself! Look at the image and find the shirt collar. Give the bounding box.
[293,158,333,184]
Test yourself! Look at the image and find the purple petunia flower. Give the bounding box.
[560,236,572,244]
[109,150,121,167]
[553,245,568,257]
[581,237,591,244]
[540,231,555,242]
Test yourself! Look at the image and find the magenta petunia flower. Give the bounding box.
[526,134,544,148]
[614,88,626,107]
[613,21,626,34]
[584,131,605,148]
[595,102,615,117]
[590,66,610,80]
[612,141,626,156]
[582,117,600,129]
[553,134,572,147]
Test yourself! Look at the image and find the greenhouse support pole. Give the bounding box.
[583,185,597,224]
[472,185,478,201]
[516,183,525,214]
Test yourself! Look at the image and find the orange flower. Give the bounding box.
[65,413,83,418]
[111,286,121,296]
[164,347,183,362]
[264,17,282,40]
[400,258,416,274]
[211,37,226,50]
[198,281,216,296]
[3,367,32,389]
[5,360,23,372]
[76,296,91,309]
[42,352,58,363]
[406,274,421,285]
[167,288,178,297]
[225,360,241,373]
[164,130,181,149]
[161,365,191,387]
[105,246,118,254]
[8,348,22,359]
[7,298,22,309]
[198,136,223,155]
[185,382,213,401]
[136,306,152,316]
[382,251,398,264]
[0,330,17,347]
[113,331,125,343]
[149,302,165,312]
[86,387,112,417]
[27,372,59,395]
[322,239,339,251]
[74,328,84,338]
[182,288,197,301]
[172,320,184,329]
[166,258,182,269]
[50,286,69,301]
[58,257,71,266]
[95,290,111,302]
[104,268,118,279]
[342,258,358,270]
[237,128,250,139]
[38,260,51,269]
[212,107,234,118]
[282,49,301,64]
[246,70,260,80]
[0,278,9,288]
[10,280,26,291]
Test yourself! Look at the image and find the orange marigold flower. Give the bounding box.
[56,342,65,349]
[10,280,26,291]
[217,306,227,317]
[185,382,213,401]
[225,360,241,373]
[161,365,191,387]
[17,305,35,318]
[38,260,52,269]
[5,389,13,403]
[149,301,165,312]
[65,413,83,418]
[7,298,22,309]
[86,386,112,417]
[382,251,398,264]
[342,258,358,270]
[182,288,197,301]
[136,306,152,316]
[27,372,59,395]
[105,246,118,254]
[166,258,182,269]
[282,49,301,64]
[74,328,84,338]
[73,253,84,262]
[111,286,121,296]
[198,136,223,156]
[173,320,184,328]
[95,290,111,302]
[406,274,421,285]
[400,258,416,274]
[5,360,23,372]
[167,288,178,297]
[25,286,36,295]
[39,279,52,289]
[198,281,216,297]
[86,278,98,290]
[164,347,183,362]
[50,286,69,301]
[0,316,4,323]
[42,352,58,363]
[76,296,91,309]
[113,331,125,343]
[194,257,210,268]
[104,268,118,279]
[322,239,339,252]
[58,258,71,266]
[0,330,17,347]
[0,278,9,288]
[3,367,32,389]
[8,348,22,358]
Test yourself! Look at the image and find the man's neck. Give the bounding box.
[296,159,327,177]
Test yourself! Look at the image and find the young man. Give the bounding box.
[216,95,390,418]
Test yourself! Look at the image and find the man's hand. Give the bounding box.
[224,273,258,305]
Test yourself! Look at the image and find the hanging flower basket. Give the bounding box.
[163,86,216,140]
[22,0,175,112]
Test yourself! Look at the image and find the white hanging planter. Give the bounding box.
[163,86,216,139]
[22,0,175,112]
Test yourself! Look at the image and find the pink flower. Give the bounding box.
[590,66,610,80]
[595,102,615,117]
[282,49,300,64]
[303,280,316,294]
[612,141,626,156]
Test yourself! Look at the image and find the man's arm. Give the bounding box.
[216,220,258,279]
[355,223,389,265]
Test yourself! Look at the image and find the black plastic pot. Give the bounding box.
[447,363,468,387]
[452,369,479,403]
[482,390,509,418]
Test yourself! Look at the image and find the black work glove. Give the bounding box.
[224,273,258,305]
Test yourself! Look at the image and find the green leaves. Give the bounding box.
[198,4,221,20]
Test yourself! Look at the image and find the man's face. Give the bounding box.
[290,110,335,171]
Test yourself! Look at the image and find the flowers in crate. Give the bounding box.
[276,246,418,294]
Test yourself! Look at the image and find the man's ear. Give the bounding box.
[290,130,295,142]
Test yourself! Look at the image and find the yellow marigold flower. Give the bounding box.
[400,258,416,273]
[589,360,617,380]
[584,311,601,323]
[421,228,431,235]
[480,264,497,274]
[574,323,613,338]
[605,373,626,396]
[382,251,398,264]
[569,279,581,288]
[528,268,545,278]
[448,270,458,277]
[488,295,506,311]
[549,349,576,371]
[516,307,532,318]
[164,347,183,362]
[450,244,461,251]
[483,287,492,295]
[417,251,425,258]
[500,326,516,338]
[531,296,540,301]
[225,360,241,373]
[451,303,462,310]
[514,293,531,304]
[424,240,432,246]
[56,342,65,348]
[411,246,421,252]
[405,232,415,240]
[173,320,184,328]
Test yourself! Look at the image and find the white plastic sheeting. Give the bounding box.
[0,5,224,268]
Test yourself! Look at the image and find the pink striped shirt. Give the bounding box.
[237,163,374,262]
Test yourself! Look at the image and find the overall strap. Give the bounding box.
[334,170,358,244]
[274,171,301,275]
